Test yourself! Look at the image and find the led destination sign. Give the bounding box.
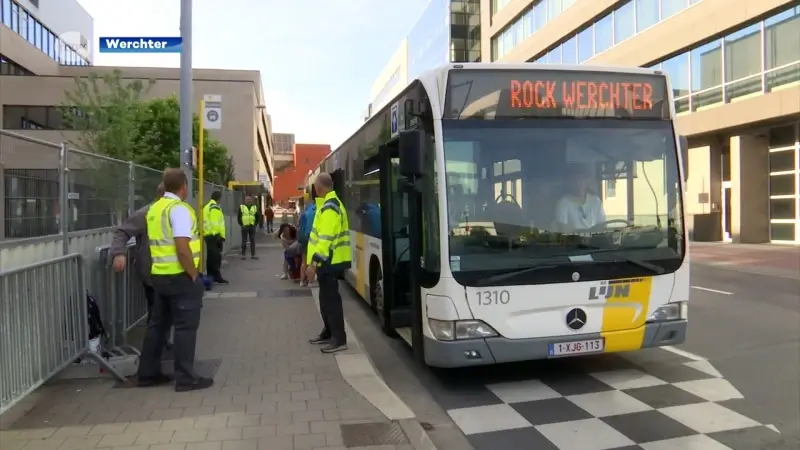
[445,69,669,120]
[509,79,654,111]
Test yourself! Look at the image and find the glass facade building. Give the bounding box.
[486,0,800,244]
[407,0,481,81]
[0,0,90,66]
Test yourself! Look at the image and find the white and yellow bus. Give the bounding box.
[307,63,690,368]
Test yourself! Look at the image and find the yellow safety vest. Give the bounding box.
[240,204,257,226]
[307,191,351,266]
[146,197,201,275]
[203,200,225,237]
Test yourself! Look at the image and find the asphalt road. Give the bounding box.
[342,264,800,450]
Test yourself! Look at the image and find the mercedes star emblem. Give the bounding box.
[571,272,580,282]
[566,308,587,330]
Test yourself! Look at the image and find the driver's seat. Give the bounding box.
[491,200,525,236]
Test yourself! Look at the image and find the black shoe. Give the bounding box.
[214,278,229,284]
[309,335,330,345]
[137,373,172,387]
[251,255,258,259]
[241,255,246,260]
[321,343,348,353]
[175,376,214,392]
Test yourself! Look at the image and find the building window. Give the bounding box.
[577,26,593,63]
[561,35,577,64]
[723,22,761,101]
[594,13,613,55]
[2,105,66,129]
[0,54,34,75]
[660,0,687,20]
[765,6,800,92]
[661,53,690,112]
[635,0,659,32]
[0,0,90,66]
[1,0,10,26]
[614,1,635,44]
[690,39,723,110]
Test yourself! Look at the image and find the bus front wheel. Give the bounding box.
[370,268,393,335]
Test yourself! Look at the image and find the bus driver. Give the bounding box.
[553,164,606,232]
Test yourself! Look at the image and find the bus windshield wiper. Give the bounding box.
[578,248,666,274]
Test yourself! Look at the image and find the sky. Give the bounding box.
[75,0,429,148]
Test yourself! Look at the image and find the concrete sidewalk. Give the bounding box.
[0,242,436,450]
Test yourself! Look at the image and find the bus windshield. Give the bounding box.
[442,118,685,285]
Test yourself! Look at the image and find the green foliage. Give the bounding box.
[130,96,231,185]
[60,69,155,160]
[60,71,233,186]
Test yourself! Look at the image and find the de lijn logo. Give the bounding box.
[99,37,183,53]
[58,31,92,61]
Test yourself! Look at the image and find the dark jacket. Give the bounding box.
[110,204,151,285]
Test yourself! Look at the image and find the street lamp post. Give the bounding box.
[179,0,193,203]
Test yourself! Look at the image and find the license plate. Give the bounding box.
[548,338,605,357]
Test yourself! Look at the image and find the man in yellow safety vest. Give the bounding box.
[203,191,228,284]
[137,168,213,392]
[306,172,351,354]
[238,196,259,259]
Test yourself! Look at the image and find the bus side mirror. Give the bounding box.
[678,135,689,181]
[399,129,425,179]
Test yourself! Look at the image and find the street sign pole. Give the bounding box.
[201,95,222,266]
[198,99,206,269]
[179,0,193,203]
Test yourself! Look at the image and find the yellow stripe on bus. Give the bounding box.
[600,277,652,353]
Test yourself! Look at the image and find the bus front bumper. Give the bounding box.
[423,319,688,368]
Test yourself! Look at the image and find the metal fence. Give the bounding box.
[0,129,251,415]
[0,129,244,272]
[0,254,122,416]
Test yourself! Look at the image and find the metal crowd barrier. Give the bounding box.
[0,254,124,416]
[93,244,148,355]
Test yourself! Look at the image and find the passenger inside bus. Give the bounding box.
[553,164,607,232]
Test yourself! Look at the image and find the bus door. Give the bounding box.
[376,140,413,334]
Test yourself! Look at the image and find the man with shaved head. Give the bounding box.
[306,172,352,353]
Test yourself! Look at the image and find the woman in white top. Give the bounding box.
[554,165,606,232]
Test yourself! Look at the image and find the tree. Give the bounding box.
[130,96,231,186]
[60,69,155,160]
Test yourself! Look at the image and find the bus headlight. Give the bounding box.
[648,302,687,322]
[429,319,499,341]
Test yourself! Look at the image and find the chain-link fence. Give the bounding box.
[0,129,247,270]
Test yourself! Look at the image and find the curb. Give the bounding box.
[310,288,439,450]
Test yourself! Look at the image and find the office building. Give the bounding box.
[272,132,296,171]
[1,0,275,237]
[1,0,274,182]
[273,143,330,206]
[485,0,800,244]
[368,0,482,113]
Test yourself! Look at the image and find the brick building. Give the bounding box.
[272,143,330,206]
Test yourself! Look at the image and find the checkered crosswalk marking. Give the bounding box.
[441,350,781,450]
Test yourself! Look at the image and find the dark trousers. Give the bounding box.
[266,219,274,233]
[241,226,256,256]
[143,283,156,323]
[138,274,204,384]
[318,271,346,345]
[204,236,223,279]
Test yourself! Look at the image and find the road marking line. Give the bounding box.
[684,360,723,378]
[691,285,733,295]
[765,424,781,433]
[661,345,707,361]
